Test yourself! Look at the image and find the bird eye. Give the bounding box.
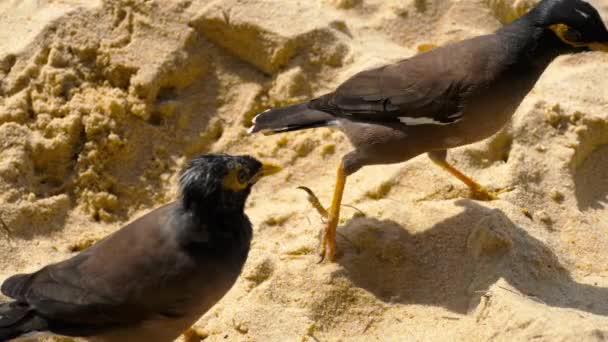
[237,169,249,183]
[563,28,583,42]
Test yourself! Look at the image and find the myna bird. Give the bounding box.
[0,154,282,342]
[249,0,608,262]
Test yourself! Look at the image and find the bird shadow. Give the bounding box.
[335,200,608,316]
[574,144,608,211]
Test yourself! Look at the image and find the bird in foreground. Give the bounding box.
[249,0,608,262]
[0,154,282,342]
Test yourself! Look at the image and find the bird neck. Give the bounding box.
[497,7,578,70]
[182,187,249,215]
[177,198,252,252]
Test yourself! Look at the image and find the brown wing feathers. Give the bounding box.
[248,40,484,133]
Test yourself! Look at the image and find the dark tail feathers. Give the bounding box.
[248,101,336,135]
[0,302,47,341]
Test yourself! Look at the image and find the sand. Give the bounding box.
[1,0,607,341]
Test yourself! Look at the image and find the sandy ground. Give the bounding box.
[1,0,608,341]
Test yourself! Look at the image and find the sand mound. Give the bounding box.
[1,0,608,341]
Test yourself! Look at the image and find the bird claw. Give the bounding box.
[297,185,338,263]
[297,186,329,219]
[317,253,326,264]
[316,223,327,263]
[182,327,208,342]
[68,237,101,252]
[471,185,514,201]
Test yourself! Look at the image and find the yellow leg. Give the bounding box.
[297,164,347,262]
[430,158,502,201]
[322,163,347,262]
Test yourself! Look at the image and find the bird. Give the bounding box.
[248,0,608,262]
[0,154,282,342]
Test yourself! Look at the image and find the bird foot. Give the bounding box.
[182,327,208,342]
[297,186,338,263]
[298,186,344,263]
[68,237,101,252]
[471,185,513,201]
[317,230,337,263]
[315,221,334,264]
[417,43,439,53]
[297,186,329,219]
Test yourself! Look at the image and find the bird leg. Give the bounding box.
[297,186,329,220]
[434,160,498,200]
[428,150,504,201]
[297,163,347,262]
[322,163,347,262]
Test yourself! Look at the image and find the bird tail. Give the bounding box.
[0,302,48,341]
[247,101,336,135]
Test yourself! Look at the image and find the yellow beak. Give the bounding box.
[589,42,608,52]
[253,162,283,181]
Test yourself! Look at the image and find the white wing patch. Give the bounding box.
[398,115,461,126]
[575,8,590,19]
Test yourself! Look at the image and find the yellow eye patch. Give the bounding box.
[222,164,249,192]
[549,24,586,47]
[550,24,608,52]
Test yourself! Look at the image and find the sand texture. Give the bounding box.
[1,0,608,341]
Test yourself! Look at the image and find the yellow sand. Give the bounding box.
[1,0,607,341]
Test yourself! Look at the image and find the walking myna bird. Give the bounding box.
[249,0,608,262]
[0,154,281,342]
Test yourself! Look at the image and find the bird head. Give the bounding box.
[179,154,282,212]
[534,0,608,51]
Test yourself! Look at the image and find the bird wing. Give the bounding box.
[310,35,499,125]
[3,256,139,329]
[1,203,196,330]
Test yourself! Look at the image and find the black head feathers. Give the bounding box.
[533,0,608,43]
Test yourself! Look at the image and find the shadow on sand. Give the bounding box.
[574,144,608,212]
[335,200,608,316]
